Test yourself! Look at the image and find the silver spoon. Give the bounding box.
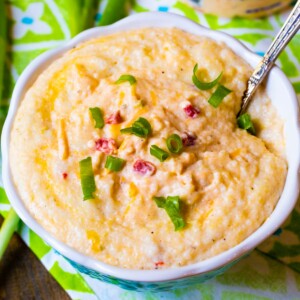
[237,1,300,117]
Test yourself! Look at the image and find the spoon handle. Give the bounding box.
[238,1,300,117]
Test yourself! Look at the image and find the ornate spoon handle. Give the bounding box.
[237,1,300,117]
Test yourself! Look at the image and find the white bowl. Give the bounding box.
[2,12,300,291]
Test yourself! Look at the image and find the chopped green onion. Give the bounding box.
[105,155,125,172]
[89,107,104,129]
[192,64,222,91]
[153,196,186,231]
[150,145,169,162]
[208,84,232,108]
[120,126,146,137]
[79,157,96,200]
[120,117,152,138]
[115,74,136,85]
[120,127,134,134]
[237,113,256,135]
[166,134,183,154]
[153,196,166,208]
[133,117,151,134]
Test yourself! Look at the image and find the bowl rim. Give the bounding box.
[2,12,300,282]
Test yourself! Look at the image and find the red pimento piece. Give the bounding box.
[62,173,68,179]
[133,159,156,176]
[154,261,164,268]
[95,138,117,154]
[183,104,200,118]
[182,131,197,146]
[105,111,122,124]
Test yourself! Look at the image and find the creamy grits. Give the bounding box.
[10,28,287,269]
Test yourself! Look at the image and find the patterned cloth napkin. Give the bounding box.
[1,1,300,299]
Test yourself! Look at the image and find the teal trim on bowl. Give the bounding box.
[65,256,243,292]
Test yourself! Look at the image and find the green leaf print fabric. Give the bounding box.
[1,1,300,299]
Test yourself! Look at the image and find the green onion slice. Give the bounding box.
[121,126,146,137]
[153,196,186,231]
[208,84,232,108]
[120,117,152,138]
[79,157,96,200]
[105,155,125,172]
[120,127,134,134]
[192,64,222,91]
[237,113,256,135]
[166,134,183,154]
[115,74,136,85]
[133,117,151,134]
[150,145,169,162]
[89,107,104,129]
[153,196,166,208]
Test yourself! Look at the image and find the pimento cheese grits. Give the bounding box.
[10,28,287,269]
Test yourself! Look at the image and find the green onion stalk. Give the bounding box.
[0,209,19,260]
[0,0,20,261]
[0,0,8,131]
[97,0,132,26]
[0,0,5,101]
[0,0,132,260]
[77,0,100,32]
[55,0,100,36]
